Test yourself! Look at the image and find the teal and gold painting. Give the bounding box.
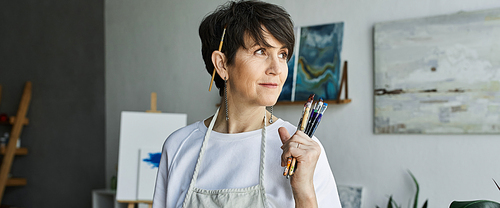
[279,22,344,102]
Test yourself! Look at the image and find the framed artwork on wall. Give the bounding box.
[374,8,500,134]
[279,22,344,102]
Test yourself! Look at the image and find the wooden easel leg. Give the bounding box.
[127,202,135,208]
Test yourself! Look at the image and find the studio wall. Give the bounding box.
[105,0,500,207]
[1,1,105,207]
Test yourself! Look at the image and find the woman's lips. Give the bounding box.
[259,83,278,88]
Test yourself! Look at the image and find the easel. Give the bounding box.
[146,92,161,113]
[0,82,31,203]
[117,92,159,208]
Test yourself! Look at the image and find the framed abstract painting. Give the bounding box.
[279,22,344,102]
[374,8,500,134]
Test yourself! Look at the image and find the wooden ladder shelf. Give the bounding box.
[0,81,32,203]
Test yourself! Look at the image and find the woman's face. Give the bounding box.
[226,30,289,107]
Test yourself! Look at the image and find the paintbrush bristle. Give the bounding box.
[308,94,315,100]
[306,94,315,105]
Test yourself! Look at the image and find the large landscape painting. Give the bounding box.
[374,8,500,134]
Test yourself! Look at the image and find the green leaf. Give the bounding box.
[422,200,428,208]
[493,179,500,192]
[408,170,420,208]
[450,200,500,208]
[390,197,401,208]
[388,196,393,208]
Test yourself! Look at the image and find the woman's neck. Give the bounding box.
[213,102,265,133]
[205,98,276,134]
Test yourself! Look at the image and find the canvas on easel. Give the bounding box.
[116,111,187,202]
[137,147,161,201]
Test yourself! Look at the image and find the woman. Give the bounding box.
[153,1,342,207]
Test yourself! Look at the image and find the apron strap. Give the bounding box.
[184,108,219,201]
[260,110,268,203]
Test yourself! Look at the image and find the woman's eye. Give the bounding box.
[255,49,265,55]
[279,52,288,59]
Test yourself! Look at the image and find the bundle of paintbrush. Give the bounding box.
[304,97,328,137]
[283,94,328,178]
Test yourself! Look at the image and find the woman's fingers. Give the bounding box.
[280,129,320,167]
[279,128,321,202]
[278,127,291,166]
[278,127,291,144]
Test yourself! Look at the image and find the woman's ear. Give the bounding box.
[211,51,228,79]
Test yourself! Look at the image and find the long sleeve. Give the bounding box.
[152,141,169,208]
[313,138,342,208]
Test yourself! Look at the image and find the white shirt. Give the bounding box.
[152,118,342,208]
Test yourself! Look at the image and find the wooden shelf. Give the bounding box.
[5,178,26,186]
[276,99,351,105]
[331,99,352,104]
[0,117,29,126]
[217,99,351,107]
[0,147,28,155]
[9,117,29,125]
[117,200,153,204]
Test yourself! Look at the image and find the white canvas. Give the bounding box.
[374,8,500,134]
[116,111,187,201]
[137,147,161,201]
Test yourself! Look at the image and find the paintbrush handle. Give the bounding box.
[289,157,297,176]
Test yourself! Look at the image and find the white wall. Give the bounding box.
[105,0,500,207]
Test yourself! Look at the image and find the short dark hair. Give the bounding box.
[199,0,295,96]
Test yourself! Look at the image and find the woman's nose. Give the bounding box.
[266,55,283,75]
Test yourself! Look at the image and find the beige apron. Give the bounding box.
[182,108,268,208]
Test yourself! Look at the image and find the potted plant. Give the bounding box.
[449,179,500,208]
[377,171,428,208]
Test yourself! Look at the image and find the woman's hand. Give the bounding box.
[279,127,320,208]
